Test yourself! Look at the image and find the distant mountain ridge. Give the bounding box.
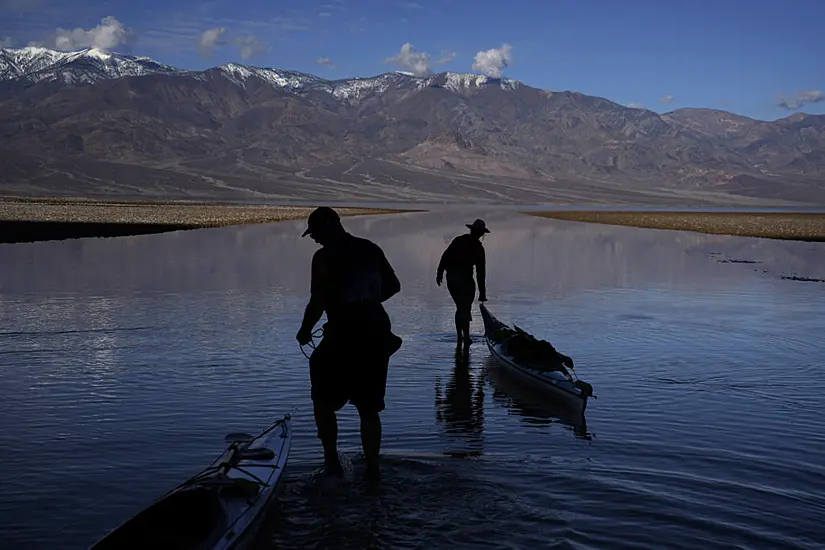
[0,46,520,98]
[0,46,183,84]
[1,46,823,205]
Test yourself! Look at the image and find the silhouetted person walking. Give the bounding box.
[436,219,489,345]
[296,207,402,482]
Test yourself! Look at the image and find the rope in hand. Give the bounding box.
[299,327,325,359]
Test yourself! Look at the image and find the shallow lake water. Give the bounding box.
[1,208,824,549]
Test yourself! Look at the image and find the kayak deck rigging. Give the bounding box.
[89,414,292,550]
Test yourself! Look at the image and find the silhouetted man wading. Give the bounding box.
[296,207,402,482]
[436,219,489,345]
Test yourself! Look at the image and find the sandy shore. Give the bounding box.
[0,196,413,244]
[527,211,825,242]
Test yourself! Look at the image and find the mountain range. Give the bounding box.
[1,46,823,205]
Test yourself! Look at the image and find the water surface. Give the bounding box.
[1,209,823,549]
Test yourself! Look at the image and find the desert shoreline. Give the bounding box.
[528,210,825,242]
[0,196,416,244]
[3,196,825,244]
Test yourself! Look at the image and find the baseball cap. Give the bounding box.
[301,206,341,237]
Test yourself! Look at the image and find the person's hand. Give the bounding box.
[436,273,443,286]
[296,327,313,346]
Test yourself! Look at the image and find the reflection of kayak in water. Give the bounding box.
[480,303,594,414]
[486,357,590,440]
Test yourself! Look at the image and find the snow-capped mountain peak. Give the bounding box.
[81,48,112,61]
[422,72,520,92]
[216,63,326,90]
[1,46,70,79]
[0,46,522,98]
[0,46,185,84]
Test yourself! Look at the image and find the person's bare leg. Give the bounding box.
[359,409,382,481]
[449,281,464,343]
[314,403,343,477]
[460,305,472,345]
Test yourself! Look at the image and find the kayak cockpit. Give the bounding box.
[90,487,228,550]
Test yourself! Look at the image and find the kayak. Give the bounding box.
[89,414,292,550]
[480,303,594,412]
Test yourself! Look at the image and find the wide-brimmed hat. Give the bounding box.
[301,206,341,237]
[466,219,490,233]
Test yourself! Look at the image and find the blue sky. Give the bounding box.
[1,0,823,121]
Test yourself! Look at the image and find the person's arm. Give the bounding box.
[476,243,487,301]
[379,249,401,302]
[436,240,452,285]
[297,252,327,343]
[298,297,324,344]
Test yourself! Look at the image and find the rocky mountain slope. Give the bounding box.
[1,46,823,205]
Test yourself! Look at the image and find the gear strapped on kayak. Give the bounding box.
[480,303,595,410]
[504,326,575,376]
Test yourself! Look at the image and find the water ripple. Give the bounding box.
[1,211,824,549]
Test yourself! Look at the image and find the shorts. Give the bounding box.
[309,310,401,414]
[446,273,476,313]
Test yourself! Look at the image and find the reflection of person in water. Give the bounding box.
[434,346,485,457]
[436,219,489,345]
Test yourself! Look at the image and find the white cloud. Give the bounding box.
[197,27,227,57]
[0,36,13,48]
[627,101,643,109]
[435,50,456,65]
[50,16,135,52]
[235,35,269,60]
[319,12,332,17]
[776,90,825,110]
[472,43,512,78]
[660,94,675,104]
[316,57,334,68]
[384,42,431,76]
[143,15,300,60]
[402,2,422,8]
